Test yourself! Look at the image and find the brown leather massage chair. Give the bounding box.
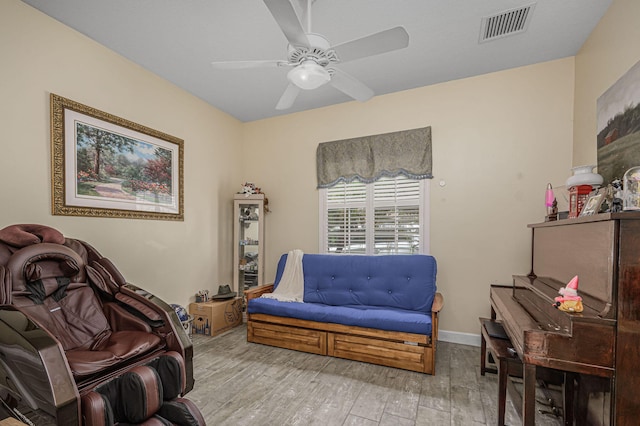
[0,224,204,425]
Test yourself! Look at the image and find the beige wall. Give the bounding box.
[243,58,575,335]
[573,0,640,166]
[3,0,589,337]
[1,0,243,308]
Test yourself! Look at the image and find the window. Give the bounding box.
[319,176,429,255]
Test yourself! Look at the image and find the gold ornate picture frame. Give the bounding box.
[51,94,184,221]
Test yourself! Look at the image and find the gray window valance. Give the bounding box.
[316,126,432,188]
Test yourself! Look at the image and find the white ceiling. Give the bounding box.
[21,0,611,122]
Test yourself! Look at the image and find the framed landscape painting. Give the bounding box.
[596,59,640,185]
[51,94,184,221]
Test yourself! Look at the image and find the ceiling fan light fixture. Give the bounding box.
[287,60,330,90]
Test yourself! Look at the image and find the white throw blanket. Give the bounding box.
[261,249,304,303]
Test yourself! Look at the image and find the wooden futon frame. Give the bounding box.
[244,284,444,374]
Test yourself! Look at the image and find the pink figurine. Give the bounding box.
[553,275,583,313]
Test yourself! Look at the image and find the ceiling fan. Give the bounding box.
[211,0,410,110]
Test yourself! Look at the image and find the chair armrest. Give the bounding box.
[119,283,194,393]
[244,284,274,302]
[115,292,164,325]
[0,306,80,424]
[104,302,153,333]
[430,292,444,345]
[432,292,444,313]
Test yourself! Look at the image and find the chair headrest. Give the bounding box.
[0,224,64,248]
[7,243,86,293]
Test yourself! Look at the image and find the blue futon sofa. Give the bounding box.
[245,253,444,374]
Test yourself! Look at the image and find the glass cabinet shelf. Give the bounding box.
[233,194,264,293]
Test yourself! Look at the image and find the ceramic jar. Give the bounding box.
[565,165,603,188]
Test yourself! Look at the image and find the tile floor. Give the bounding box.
[188,325,564,425]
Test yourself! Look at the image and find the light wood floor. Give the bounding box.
[188,325,563,426]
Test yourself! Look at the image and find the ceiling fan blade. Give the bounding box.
[263,0,310,48]
[276,83,301,110]
[331,26,409,63]
[329,68,374,102]
[211,60,289,70]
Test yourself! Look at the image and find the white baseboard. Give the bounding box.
[438,330,481,347]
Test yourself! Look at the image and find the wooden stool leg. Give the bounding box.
[523,364,536,426]
[498,358,508,426]
[563,372,575,426]
[481,332,487,376]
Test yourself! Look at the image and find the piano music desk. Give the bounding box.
[480,318,523,426]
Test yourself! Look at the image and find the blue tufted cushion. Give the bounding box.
[272,254,437,314]
[247,298,432,335]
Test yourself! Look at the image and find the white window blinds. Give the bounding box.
[321,176,428,255]
[326,180,367,254]
[373,177,421,254]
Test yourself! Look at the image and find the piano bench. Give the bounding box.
[480,318,523,426]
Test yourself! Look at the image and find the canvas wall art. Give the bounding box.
[597,59,640,185]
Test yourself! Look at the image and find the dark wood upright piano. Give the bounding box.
[490,213,640,425]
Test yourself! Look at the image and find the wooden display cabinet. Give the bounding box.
[233,194,264,294]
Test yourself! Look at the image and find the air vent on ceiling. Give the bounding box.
[479,3,535,43]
